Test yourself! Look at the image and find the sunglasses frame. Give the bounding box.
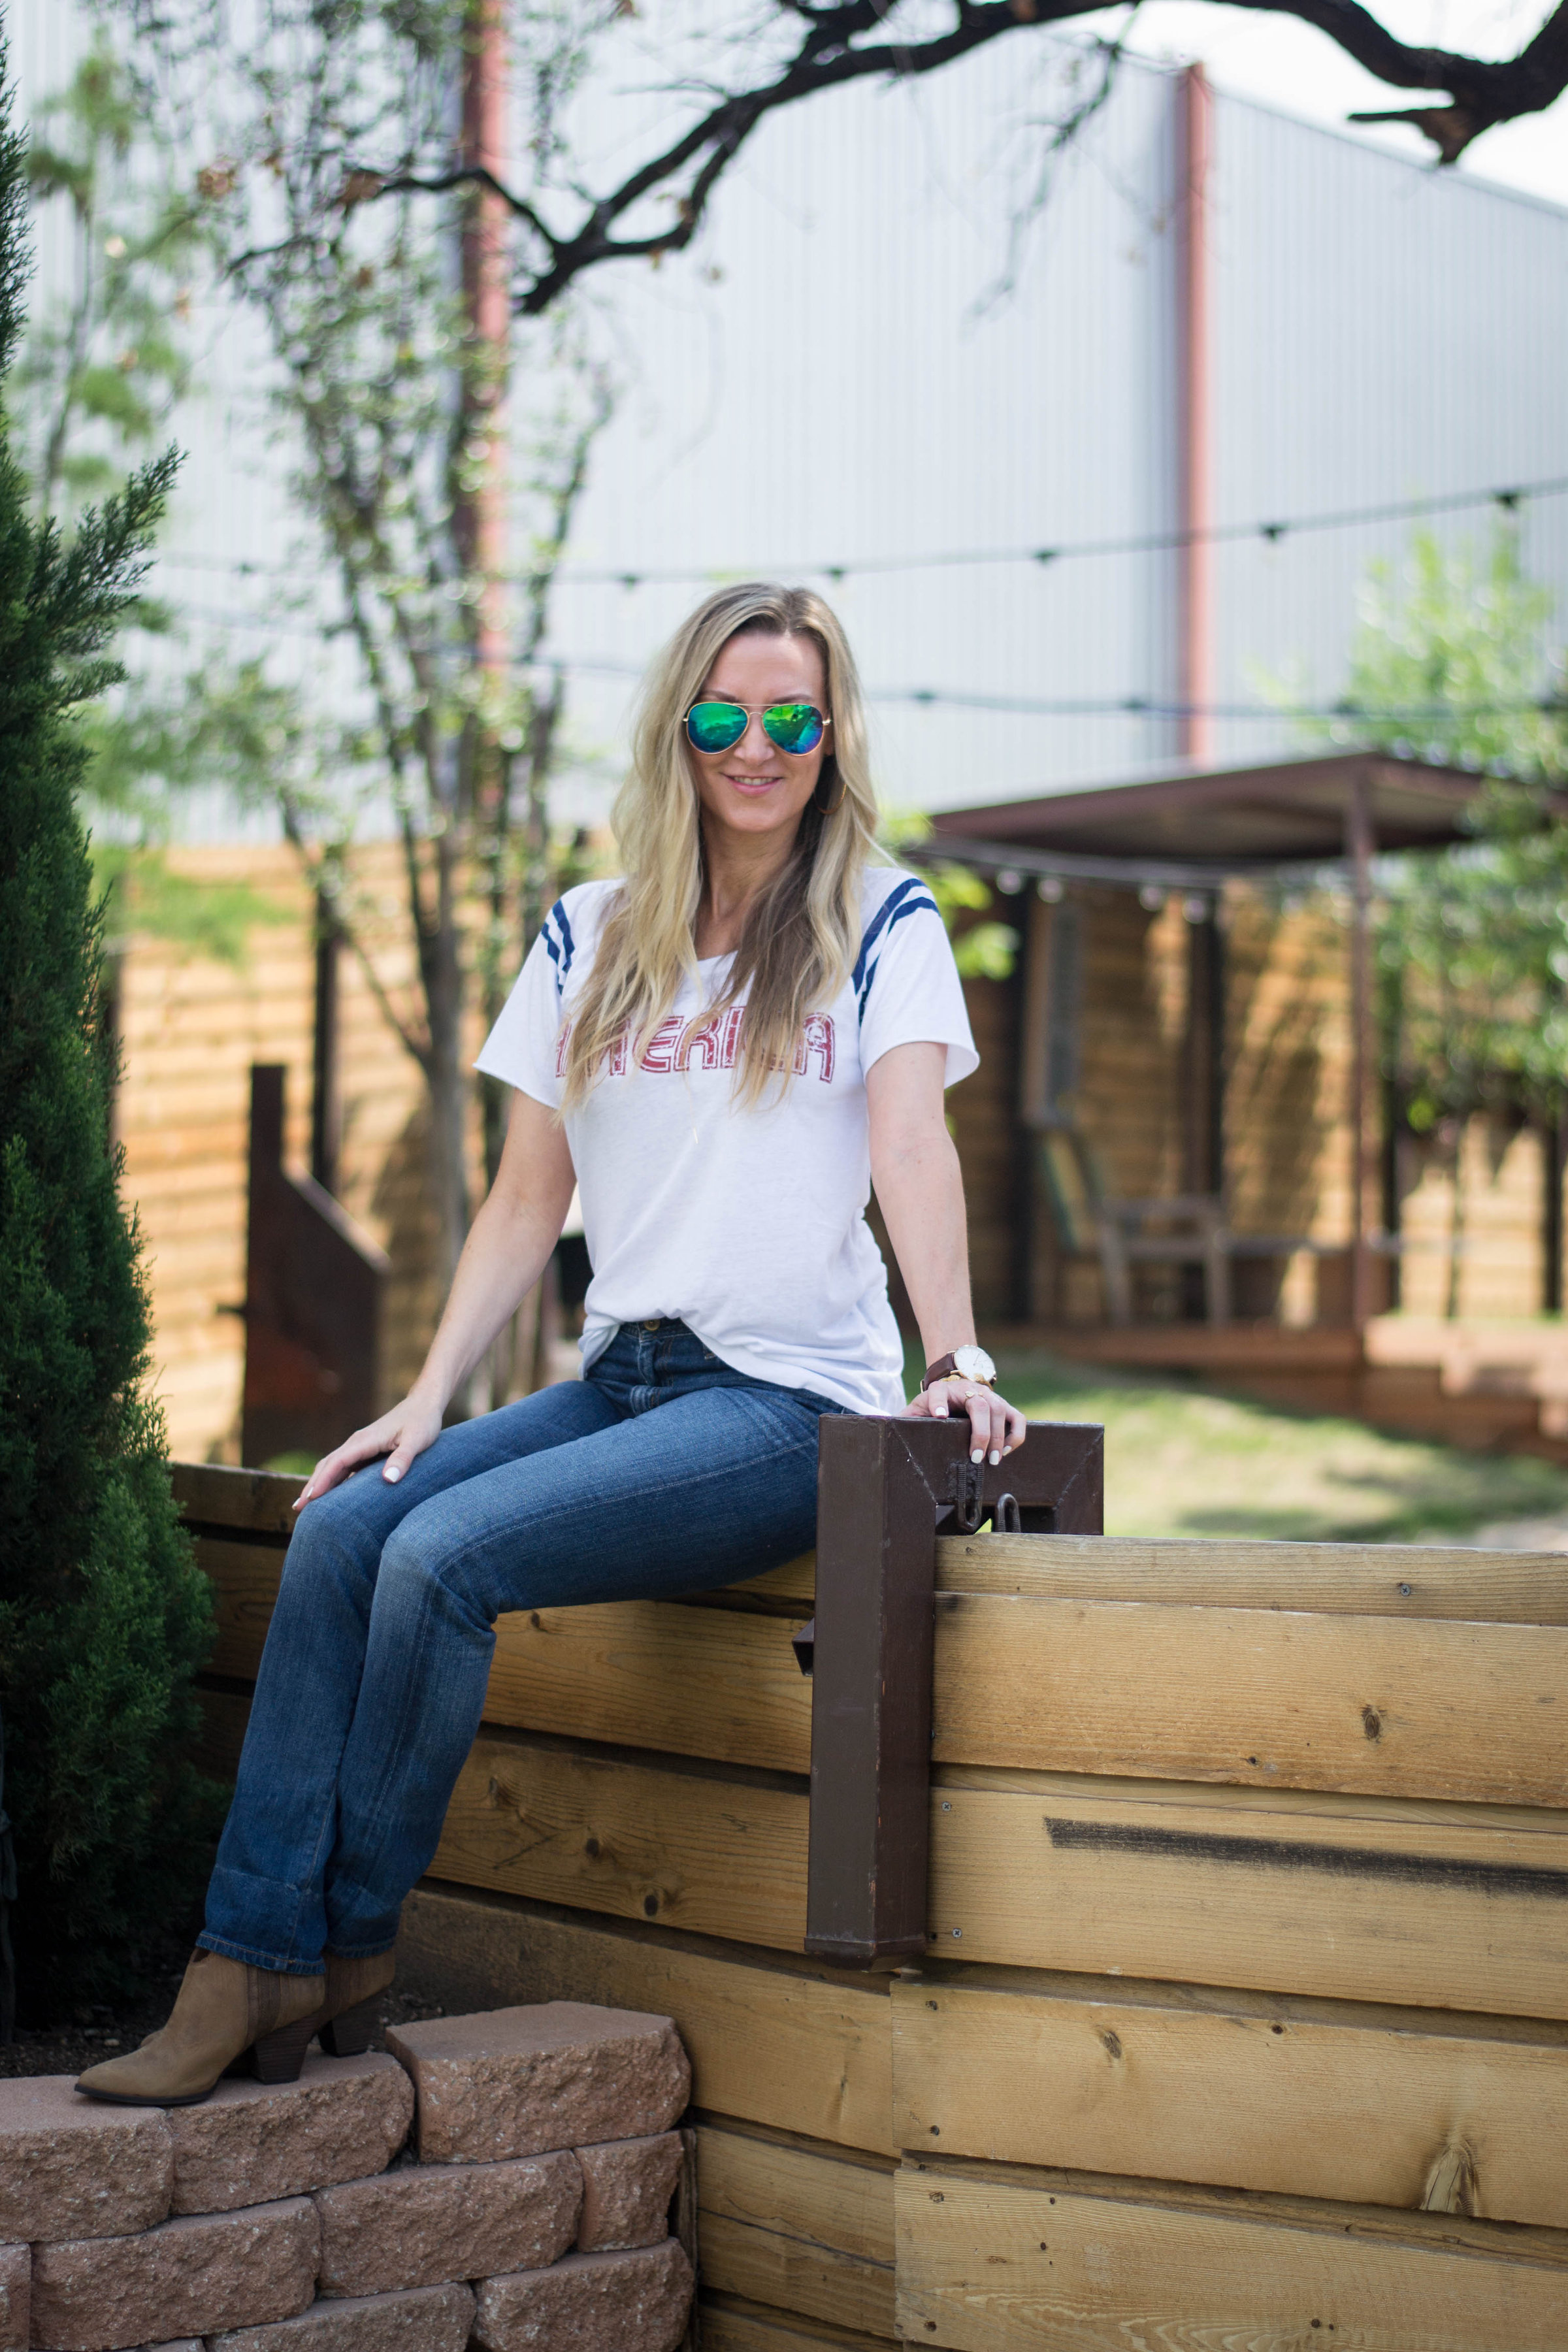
[684,699,832,757]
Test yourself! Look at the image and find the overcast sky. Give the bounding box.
[1103,0,1567,209]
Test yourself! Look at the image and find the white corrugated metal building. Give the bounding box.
[12,8,1568,823]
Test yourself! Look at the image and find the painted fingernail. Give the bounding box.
[989,1450,1001,1465]
[384,1464,402,1482]
[970,1447,984,1463]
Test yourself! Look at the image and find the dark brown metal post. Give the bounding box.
[1544,1091,1565,1316]
[805,1416,1103,1968]
[1347,772,1377,1331]
[311,897,342,1196]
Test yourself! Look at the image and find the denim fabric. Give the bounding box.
[200,1320,845,1973]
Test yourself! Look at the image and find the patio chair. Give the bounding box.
[1033,1118,1233,1326]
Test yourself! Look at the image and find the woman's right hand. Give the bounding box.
[294,1392,446,1509]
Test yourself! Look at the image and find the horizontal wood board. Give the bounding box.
[895,2157,1568,2351]
[892,1970,1568,2224]
[484,1601,810,1773]
[397,1886,894,2156]
[928,1774,1568,2016]
[695,2120,896,2340]
[174,1462,302,1539]
[432,1731,808,1951]
[698,2295,896,2352]
[938,1531,1568,1620]
[932,1592,1568,1803]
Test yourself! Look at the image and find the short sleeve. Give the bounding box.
[855,876,979,1086]
[474,901,573,1107]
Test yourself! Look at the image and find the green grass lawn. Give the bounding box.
[983,1347,1568,1544]
[269,1348,1568,1547]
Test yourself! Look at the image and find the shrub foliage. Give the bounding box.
[0,51,220,2021]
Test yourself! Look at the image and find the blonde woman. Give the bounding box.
[80,582,1026,2108]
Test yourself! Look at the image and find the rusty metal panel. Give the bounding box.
[242,1064,389,1468]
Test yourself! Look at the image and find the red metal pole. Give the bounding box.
[459,0,510,679]
[1178,63,1214,769]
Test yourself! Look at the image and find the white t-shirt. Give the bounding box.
[475,866,977,1416]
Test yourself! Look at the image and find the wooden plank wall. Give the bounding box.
[946,960,1020,1325]
[1012,876,1550,1328]
[117,844,489,1463]
[179,1462,1568,2349]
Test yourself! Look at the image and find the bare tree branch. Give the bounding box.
[362,0,1562,314]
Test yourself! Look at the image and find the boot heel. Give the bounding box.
[319,1995,378,2057]
[250,2015,319,2084]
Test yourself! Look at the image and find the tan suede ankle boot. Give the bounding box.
[316,1949,397,2057]
[75,1950,326,2107]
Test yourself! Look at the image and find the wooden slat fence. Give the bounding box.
[174,1431,1568,2350]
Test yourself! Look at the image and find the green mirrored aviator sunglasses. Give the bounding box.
[685,700,828,757]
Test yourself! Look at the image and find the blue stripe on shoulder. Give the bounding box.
[542,898,576,998]
[856,888,941,1017]
[851,876,927,996]
[553,898,576,978]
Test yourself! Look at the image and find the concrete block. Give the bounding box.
[576,2133,682,2252]
[0,2243,25,2352]
[207,2281,474,2351]
[0,2076,172,2242]
[313,2152,579,2300]
[167,2055,412,2214]
[385,2004,689,2165]
[29,2197,319,2351]
[470,2240,693,2352]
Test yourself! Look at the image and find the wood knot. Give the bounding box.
[1421,2138,1479,2215]
[1361,1705,1382,1742]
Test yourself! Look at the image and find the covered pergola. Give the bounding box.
[926,750,1499,1332]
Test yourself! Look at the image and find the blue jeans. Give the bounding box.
[201,1320,844,1974]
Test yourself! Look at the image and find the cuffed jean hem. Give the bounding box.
[193,1929,333,1976]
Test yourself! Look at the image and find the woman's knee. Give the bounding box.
[374,1512,492,1635]
[280,1473,391,1601]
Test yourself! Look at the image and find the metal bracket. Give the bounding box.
[950,1455,987,1533]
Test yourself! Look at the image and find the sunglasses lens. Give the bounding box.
[686,702,749,754]
[762,703,825,755]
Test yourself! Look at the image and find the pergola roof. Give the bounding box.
[926,751,1497,883]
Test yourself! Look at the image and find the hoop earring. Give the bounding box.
[813,768,846,815]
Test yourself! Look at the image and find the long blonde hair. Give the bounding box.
[561,583,879,1110]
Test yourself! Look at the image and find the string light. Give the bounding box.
[151,612,1564,723]
[146,472,1568,595]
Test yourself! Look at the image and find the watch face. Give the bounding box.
[954,1345,996,1383]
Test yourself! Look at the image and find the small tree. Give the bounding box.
[108,1,610,1333]
[1322,529,1568,1126]
[0,55,220,2021]
[1311,529,1568,1309]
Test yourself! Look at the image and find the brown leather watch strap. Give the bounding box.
[921,1354,959,1390]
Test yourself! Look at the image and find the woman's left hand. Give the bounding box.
[903,1377,1027,1465]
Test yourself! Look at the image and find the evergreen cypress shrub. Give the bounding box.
[0,53,221,2022]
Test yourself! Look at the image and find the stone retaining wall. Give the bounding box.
[0,2003,693,2352]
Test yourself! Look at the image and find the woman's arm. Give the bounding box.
[295,1090,577,1505]
[866,1041,1026,1464]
